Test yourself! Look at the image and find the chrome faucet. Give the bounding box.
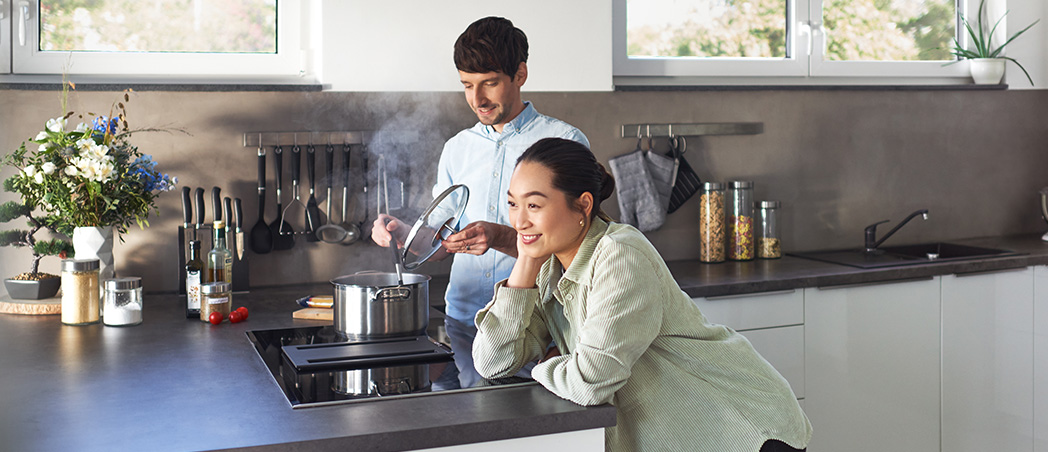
[864,209,929,252]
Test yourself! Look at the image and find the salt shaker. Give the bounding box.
[61,258,100,325]
[103,277,143,326]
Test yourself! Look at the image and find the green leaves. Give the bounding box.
[949,0,1039,85]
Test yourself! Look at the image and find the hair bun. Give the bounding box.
[597,162,616,203]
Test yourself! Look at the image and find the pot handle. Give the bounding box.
[374,287,412,301]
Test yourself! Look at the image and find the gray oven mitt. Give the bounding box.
[609,150,674,232]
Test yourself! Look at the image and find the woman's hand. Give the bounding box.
[442,221,518,257]
[540,346,561,363]
[506,231,546,288]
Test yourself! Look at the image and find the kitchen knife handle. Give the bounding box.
[181,186,192,227]
[234,198,243,232]
[290,145,301,185]
[273,146,284,191]
[224,197,233,230]
[212,187,222,223]
[194,187,205,229]
[306,145,316,191]
[325,144,334,184]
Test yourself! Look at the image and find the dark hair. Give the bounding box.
[517,138,615,221]
[454,17,528,79]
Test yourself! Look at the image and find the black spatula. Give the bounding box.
[249,146,273,254]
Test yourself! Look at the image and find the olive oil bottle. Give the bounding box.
[207,220,233,284]
[185,240,204,318]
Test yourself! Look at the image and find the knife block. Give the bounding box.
[177,225,250,294]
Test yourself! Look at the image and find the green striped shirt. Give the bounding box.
[473,218,812,451]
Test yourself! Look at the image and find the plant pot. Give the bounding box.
[969,58,1006,85]
[4,276,61,300]
[73,226,115,281]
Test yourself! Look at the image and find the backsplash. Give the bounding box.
[2,87,1047,293]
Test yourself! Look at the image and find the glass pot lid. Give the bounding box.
[401,184,470,270]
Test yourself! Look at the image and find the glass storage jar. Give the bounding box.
[103,277,143,326]
[698,182,726,263]
[757,201,782,259]
[728,181,755,261]
[200,281,232,323]
[61,258,100,325]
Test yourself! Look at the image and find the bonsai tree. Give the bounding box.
[0,177,73,281]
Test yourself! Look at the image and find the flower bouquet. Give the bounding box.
[3,88,177,284]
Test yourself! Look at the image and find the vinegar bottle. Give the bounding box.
[207,220,232,284]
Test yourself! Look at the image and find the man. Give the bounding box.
[372,16,589,388]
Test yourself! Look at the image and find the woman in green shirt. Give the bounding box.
[471,138,812,451]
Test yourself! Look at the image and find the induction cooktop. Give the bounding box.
[246,325,536,409]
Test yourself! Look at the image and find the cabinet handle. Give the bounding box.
[953,266,1028,278]
[816,276,934,291]
[705,289,796,301]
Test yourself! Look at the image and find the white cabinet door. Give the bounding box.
[804,278,941,452]
[1035,266,1048,452]
[942,268,1034,452]
[694,290,805,397]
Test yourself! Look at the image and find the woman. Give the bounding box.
[472,138,812,452]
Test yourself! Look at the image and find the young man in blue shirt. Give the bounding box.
[372,16,589,388]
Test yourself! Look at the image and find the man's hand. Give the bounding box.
[371,214,408,248]
[442,221,518,257]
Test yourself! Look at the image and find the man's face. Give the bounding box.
[459,67,525,130]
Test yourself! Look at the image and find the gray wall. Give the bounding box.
[3,88,1047,293]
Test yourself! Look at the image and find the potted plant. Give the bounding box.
[1,178,74,299]
[3,86,178,282]
[948,0,1039,85]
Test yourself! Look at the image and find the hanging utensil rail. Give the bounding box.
[243,131,368,148]
[619,123,763,138]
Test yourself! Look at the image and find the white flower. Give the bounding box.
[76,138,95,150]
[64,165,78,176]
[23,165,37,177]
[75,122,90,132]
[83,142,110,160]
[35,131,49,141]
[38,143,51,153]
[41,162,56,174]
[45,117,66,133]
[34,172,44,184]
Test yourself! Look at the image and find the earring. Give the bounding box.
[580,218,585,227]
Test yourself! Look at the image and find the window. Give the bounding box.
[1,0,308,79]
[614,0,970,84]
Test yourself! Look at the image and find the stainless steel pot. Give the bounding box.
[331,272,430,340]
[331,364,430,396]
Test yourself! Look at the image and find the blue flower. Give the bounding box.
[91,116,119,137]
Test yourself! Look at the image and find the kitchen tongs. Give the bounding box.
[279,144,312,236]
[378,155,405,287]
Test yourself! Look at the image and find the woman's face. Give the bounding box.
[508,161,589,266]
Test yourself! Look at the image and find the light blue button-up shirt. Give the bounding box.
[434,102,589,325]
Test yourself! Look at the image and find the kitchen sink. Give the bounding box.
[789,242,1022,269]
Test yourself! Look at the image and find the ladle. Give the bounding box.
[316,144,348,243]
[339,143,361,243]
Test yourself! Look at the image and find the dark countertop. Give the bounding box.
[669,234,1048,298]
[0,283,615,452]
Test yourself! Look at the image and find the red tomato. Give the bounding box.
[236,307,248,320]
[229,311,242,323]
[208,311,223,325]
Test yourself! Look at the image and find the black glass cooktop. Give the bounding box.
[247,325,535,409]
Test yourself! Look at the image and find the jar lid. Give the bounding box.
[757,200,781,209]
[62,258,100,272]
[201,282,231,294]
[729,181,754,188]
[702,182,726,190]
[105,277,141,291]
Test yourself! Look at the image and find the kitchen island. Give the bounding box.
[0,283,615,452]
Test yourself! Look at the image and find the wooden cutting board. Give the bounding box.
[292,307,333,321]
[0,294,61,315]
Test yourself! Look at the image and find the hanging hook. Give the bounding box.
[257,133,265,156]
[645,125,654,152]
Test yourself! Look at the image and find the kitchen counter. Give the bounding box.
[669,234,1048,298]
[0,283,615,452]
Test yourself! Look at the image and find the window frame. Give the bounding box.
[7,0,308,79]
[613,0,972,84]
[1,0,11,74]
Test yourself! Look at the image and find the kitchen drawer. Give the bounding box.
[692,289,803,331]
[742,325,805,399]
